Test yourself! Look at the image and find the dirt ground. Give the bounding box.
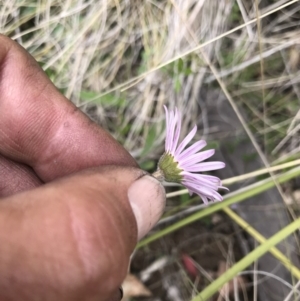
[131,213,252,301]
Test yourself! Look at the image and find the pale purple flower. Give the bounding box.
[154,106,226,204]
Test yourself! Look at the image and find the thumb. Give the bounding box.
[0,166,165,301]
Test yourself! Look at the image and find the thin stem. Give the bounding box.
[152,169,165,183]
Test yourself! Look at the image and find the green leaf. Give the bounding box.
[140,126,157,157]
[174,77,181,93]
[139,160,156,171]
[176,58,184,73]
[80,90,126,107]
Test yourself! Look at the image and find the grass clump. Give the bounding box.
[2,0,300,300]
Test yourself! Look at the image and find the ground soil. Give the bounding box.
[131,213,252,301]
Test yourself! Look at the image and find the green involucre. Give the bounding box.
[158,152,183,183]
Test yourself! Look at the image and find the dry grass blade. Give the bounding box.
[2,2,300,299]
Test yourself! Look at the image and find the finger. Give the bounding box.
[0,35,137,183]
[107,288,123,301]
[0,166,165,300]
[0,154,42,197]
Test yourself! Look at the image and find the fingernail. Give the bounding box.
[128,175,166,240]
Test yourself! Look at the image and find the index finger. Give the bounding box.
[0,35,137,182]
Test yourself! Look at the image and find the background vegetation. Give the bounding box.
[1,0,300,300]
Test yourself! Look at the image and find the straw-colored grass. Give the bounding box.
[1,0,298,161]
[1,0,300,300]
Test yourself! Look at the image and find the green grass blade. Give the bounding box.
[192,217,300,301]
[223,207,300,280]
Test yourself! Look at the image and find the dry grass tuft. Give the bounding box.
[2,1,299,164]
[2,1,300,300]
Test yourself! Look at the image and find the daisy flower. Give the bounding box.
[153,106,226,204]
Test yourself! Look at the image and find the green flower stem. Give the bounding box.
[193,217,300,301]
[152,169,165,182]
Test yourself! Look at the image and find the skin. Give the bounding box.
[0,35,165,301]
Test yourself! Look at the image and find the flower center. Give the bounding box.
[157,152,183,183]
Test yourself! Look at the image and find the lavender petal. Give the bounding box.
[175,140,206,161]
[174,125,197,157]
[185,161,225,172]
[171,108,181,154]
[179,149,215,167]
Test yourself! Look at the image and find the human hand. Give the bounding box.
[0,35,165,301]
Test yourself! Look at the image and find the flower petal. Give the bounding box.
[179,149,215,168]
[192,174,222,183]
[159,106,227,205]
[182,172,221,188]
[169,110,178,152]
[165,107,176,151]
[164,106,170,150]
[201,195,208,204]
[174,125,197,157]
[185,161,225,172]
[183,181,223,201]
[176,140,206,161]
[171,108,181,154]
